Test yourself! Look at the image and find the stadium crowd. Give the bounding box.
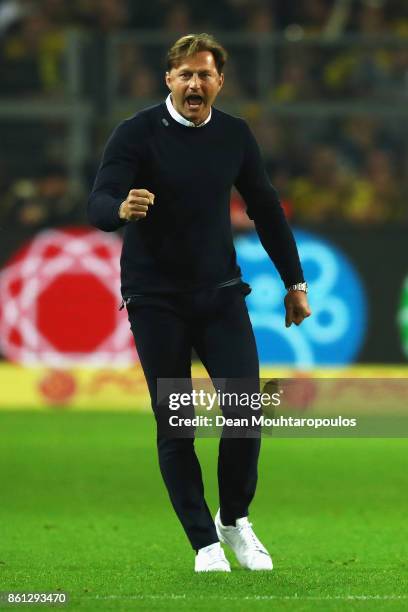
[0,0,407,227]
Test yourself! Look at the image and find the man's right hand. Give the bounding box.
[119,188,155,221]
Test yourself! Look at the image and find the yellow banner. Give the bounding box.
[0,363,407,411]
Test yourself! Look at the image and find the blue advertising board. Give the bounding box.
[235,229,367,367]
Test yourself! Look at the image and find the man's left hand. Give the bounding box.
[284,290,312,328]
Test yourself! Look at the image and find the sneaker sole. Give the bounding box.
[195,565,231,573]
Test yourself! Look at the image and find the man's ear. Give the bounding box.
[218,73,224,91]
[165,71,171,90]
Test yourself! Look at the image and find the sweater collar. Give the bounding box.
[166,94,212,128]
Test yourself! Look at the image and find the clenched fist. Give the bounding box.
[119,188,155,221]
[284,290,312,328]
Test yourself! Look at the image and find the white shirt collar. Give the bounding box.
[166,94,212,128]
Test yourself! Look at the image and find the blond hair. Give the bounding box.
[167,33,227,74]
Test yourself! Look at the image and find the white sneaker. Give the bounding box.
[215,509,273,571]
[194,542,231,572]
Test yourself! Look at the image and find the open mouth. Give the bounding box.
[185,95,204,109]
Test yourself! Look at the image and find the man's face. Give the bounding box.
[165,51,224,125]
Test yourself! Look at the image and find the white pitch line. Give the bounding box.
[84,594,408,602]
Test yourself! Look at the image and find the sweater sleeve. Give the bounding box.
[234,121,304,287]
[87,119,142,232]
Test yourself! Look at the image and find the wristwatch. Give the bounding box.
[286,282,308,293]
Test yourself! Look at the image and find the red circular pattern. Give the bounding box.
[0,228,137,365]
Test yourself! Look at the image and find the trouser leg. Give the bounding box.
[156,436,218,550]
[127,298,218,550]
[192,285,261,526]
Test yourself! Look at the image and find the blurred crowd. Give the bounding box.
[0,163,84,231]
[1,0,408,98]
[1,0,408,38]
[231,112,407,227]
[0,0,407,228]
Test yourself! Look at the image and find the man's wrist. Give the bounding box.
[286,282,308,294]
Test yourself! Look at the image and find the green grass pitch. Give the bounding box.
[0,411,407,611]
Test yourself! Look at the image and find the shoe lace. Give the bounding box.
[237,522,266,553]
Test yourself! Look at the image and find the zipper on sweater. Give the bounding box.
[119,297,131,311]
[119,295,146,310]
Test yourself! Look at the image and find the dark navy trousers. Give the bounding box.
[126,283,261,550]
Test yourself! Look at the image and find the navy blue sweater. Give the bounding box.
[88,102,304,296]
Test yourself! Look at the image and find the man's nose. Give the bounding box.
[188,74,200,89]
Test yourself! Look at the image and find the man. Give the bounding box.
[88,33,311,572]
